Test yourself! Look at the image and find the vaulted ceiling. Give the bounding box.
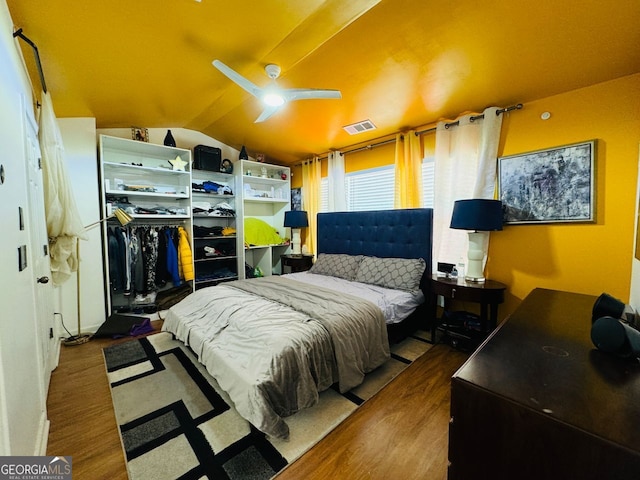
[6,0,640,164]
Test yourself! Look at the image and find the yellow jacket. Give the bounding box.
[177,226,194,281]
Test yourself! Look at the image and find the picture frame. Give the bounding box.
[131,126,149,142]
[498,140,596,224]
[291,188,302,211]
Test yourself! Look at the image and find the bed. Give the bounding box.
[162,208,433,439]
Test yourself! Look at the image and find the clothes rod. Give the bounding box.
[13,28,48,93]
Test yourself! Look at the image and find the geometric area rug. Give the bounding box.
[103,331,433,480]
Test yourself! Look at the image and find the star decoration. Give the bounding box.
[169,155,188,171]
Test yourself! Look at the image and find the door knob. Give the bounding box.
[37,276,49,284]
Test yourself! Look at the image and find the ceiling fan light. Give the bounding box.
[262,92,285,107]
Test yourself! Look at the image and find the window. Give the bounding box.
[321,163,429,212]
[320,177,329,213]
[345,165,395,211]
[422,156,435,208]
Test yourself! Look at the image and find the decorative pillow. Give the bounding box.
[309,253,363,281]
[354,256,426,291]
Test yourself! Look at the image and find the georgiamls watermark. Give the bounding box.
[0,456,72,480]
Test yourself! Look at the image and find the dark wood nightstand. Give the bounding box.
[429,274,506,349]
[281,254,314,274]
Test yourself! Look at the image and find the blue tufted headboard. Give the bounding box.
[316,208,433,284]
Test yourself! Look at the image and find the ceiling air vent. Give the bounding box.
[343,119,377,135]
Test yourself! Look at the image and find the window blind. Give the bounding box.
[422,156,435,208]
[345,166,395,211]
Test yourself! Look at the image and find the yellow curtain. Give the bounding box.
[301,156,321,257]
[394,130,423,208]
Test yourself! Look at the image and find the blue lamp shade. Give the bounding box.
[284,210,309,228]
[450,199,503,231]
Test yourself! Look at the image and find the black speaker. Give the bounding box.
[193,144,222,171]
[591,316,640,358]
[592,293,625,323]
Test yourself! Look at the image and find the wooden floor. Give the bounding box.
[46,323,468,479]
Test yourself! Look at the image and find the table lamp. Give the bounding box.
[284,210,308,256]
[450,199,503,283]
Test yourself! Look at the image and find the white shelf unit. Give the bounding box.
[191,169,240,289]
[98,134,193,314]
[237,160,291,277]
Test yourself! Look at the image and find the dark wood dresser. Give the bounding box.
[449,288,640,480]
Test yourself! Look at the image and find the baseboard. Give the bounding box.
[34,413,50,456]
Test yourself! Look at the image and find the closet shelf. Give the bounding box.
[194,235,236,240]
[192,192,235,198]
[103,161,190,176]
[194,256,237,263]
[106,189,189,199]
[244,197,289,204]
[130,214,190,219]
[195,275,238,286]
[245,243,290,250]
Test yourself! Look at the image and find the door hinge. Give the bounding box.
[49,327,53,339]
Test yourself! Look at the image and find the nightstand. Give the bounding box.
[281,254,314,274]
[429,274,506,349]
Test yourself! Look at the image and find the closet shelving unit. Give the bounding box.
[191,169,240,289]
[98,134,193,314]
[237,159,291,277]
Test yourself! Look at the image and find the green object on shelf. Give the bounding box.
[244,217,285,246]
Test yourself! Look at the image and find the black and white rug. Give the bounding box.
[103,331,432,480]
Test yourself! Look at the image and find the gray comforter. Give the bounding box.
[162,276,390,439]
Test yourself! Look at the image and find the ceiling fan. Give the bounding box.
[212,59,342,123]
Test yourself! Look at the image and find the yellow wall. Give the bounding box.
[294,74,640,318]
[491,73,640,316]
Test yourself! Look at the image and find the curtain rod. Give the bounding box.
[296,102,523,165]
[13,28,48,94]
[414,103,523,136]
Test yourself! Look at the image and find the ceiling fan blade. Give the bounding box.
[255,105,283,123]
[212,60,262,98]
[282,88,342,102]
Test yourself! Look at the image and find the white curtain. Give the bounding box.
[432,106,503,270]
[327,150,346,211]
[39,91,84,285]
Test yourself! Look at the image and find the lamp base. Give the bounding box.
[63,334,92,347]
[465,231,487,284]
[291,228,302,255]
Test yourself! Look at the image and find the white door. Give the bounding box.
[24,107,56,390]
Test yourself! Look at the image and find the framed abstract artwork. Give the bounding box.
[498,140,596,224]
[291,188,302,211]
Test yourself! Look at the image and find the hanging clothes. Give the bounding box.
[107,227,125,292]
[143,227,159,292]
[129,227,142,294]
[39,92,84,285]
[155,226,168,288]
[120,227,131,295]
[177,226,194,282]
[165,228,181,286]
